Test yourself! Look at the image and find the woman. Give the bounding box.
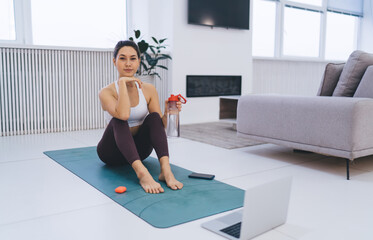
[97,40,183,194]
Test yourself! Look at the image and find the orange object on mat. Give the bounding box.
[115,186,127,193]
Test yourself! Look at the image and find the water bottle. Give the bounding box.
[166,94,187,137]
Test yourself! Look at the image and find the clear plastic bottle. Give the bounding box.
[166,94,187,137]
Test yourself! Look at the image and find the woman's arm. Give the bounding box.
[145,83,182,128]
[99,77,141,120]
[144,83,164,119]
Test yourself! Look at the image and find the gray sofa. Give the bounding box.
[237,51,373,179]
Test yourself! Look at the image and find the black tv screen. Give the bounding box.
[188,0,250,30]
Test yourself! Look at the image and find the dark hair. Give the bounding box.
[113,40,141,59]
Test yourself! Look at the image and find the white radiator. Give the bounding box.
[0,46,170,136]
[253,58,328,96]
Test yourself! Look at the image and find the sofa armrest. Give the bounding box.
[237,95,373,152]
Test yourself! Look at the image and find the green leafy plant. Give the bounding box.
[129,30,172,79]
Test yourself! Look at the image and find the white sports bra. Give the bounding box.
[104,81,149,127]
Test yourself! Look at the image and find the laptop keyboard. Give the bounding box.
[220,222,241,238]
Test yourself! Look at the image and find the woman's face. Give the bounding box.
[113,46,140,77]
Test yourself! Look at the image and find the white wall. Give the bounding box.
[171,0,252,124]
[360,0,373,53]
[128,0,253,124]
[127,0,174,46]
[127,0,150,39]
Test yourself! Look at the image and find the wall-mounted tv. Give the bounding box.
[188,0,250,30]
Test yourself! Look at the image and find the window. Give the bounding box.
[252,0,276,57]
[31,0,126,48]
[325,11,359,60]
[283,6,321,57]
[0,0,16,41]
[0,0,127,48]
[252,0,362,60]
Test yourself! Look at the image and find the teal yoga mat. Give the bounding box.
[44,147,244,228]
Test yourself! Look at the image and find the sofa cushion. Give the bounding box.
[333,50,373,97]
[317,63,345,96]
[354,66,373,98]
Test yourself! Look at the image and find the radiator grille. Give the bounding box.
[0,47,169,136]
[253,59,327,96]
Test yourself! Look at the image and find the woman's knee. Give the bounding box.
[143,112,162,126]
[110,117,130,126]
[146,112,161,120]
[110,118,133,132]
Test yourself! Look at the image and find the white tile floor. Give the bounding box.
[1,129,373,240]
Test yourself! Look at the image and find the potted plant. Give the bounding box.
[129,30,172,81]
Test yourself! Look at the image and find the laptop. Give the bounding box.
[202,177,292,240]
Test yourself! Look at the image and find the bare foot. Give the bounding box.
[138,172,164,194]
[132,160,164,194]
[159,171,183,190]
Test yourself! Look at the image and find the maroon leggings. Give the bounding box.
[96,112,169,165]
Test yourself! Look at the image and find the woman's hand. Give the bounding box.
[118,76,143,88]
[176,101,182,112]
[164,100,182,114]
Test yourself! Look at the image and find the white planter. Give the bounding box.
[138,75,155,85]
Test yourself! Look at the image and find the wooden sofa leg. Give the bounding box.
[346,159,350,180]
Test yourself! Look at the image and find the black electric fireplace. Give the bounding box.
[186,75,241,97]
